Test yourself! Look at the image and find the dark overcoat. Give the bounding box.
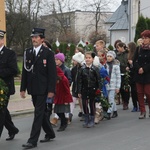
[0,46,18,95]
[20,45,56,95]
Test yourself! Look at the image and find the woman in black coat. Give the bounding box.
[133,30,150,119]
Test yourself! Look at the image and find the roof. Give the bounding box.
[105,0,128,31]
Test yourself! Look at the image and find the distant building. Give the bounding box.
[40,10,112,44]
[106,0,150,45]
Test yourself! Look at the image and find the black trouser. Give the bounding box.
[130,82,138,108]
[82,98,96,116]
[82,89,96,116]
[46,103,53,119]
[0,96,18,137]
[57,113,67,127]
[28,95,55,145]
[120,76,130,104]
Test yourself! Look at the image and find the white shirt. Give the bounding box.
[34,44,42,56]
[0,45,4,52]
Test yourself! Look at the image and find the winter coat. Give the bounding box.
[78,64,101,96]
[133,46,150,84]
[71,64,81,97]
[116,51,128,74]
[105,60,121,90]
[60,63,72,86]
[54,67,73,104]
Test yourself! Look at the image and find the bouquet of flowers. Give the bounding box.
[0,79,9,110]
[95,89,111,110]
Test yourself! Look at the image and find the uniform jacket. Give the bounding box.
[20,45,57,95]
[133,46,150,84]
[105,60,121,90]
[54,67,72,104]
[0,46,18,95]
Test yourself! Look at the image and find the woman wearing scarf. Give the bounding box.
[133,30,150,119]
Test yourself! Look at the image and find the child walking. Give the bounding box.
[54,67,73,132]
[71,52,85,120]
[106,51,121,119]
[78,51,101,128]
[51,53,72,126]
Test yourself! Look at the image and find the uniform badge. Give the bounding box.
[43,59,47,67]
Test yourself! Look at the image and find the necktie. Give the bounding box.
[33,50,36,61]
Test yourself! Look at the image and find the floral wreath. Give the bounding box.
[95,89,111,110]
[0,78,9,110]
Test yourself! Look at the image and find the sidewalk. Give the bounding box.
[8,85,34,116]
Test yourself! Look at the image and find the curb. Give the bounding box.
[10,109,34,117]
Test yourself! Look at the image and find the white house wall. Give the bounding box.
[75,11,112,42]
[111,30,128,46]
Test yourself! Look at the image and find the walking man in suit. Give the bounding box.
[20,28,57,149]
[0,30,19,140]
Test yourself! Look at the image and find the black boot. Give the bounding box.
[112,111,118,118]
[83,114,89,128]
[107,113,111,120]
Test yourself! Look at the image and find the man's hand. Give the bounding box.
[47,92,54,98]
[138,67,144,74]
[20,91,26,98]
[78,94,81,98]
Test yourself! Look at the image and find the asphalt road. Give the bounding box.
[1,105,150,150]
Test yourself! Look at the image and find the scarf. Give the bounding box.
[142,44,150,50]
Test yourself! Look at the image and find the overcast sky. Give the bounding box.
[40,0,122,15]
[76,0,122,12]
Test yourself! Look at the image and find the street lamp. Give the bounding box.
[55,38,60,47]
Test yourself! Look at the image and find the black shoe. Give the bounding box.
[40,137,51,143]
[112,111,118,118]
[57,126,65,132]
[6,129,19,141]
[22,143,37,149]
[107,113,111,120]
[78,112,83,117]
[69,113,73,122]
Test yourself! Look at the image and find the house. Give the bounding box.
[106,0,150,46]
[40,10,112,44]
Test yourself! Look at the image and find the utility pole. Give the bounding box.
[128,0,132,42]
[0,0,6,44]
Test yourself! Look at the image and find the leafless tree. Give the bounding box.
[81,0,118,42]
[40,0,80,44]
[5,0,42,53]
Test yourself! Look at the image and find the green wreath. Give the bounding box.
[0,79,9,110]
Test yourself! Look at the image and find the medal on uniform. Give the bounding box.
[43,59,47,67]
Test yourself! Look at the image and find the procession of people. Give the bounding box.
[0,27,150,149]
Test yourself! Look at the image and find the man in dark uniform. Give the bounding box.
[20,28,57,149]
[0,30,19,140]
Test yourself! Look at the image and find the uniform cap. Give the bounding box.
[30,28,45,38]
[0,30,6,37]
